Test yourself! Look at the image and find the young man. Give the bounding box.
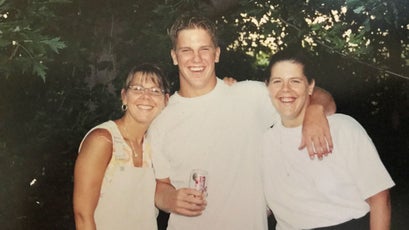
[262,48,394,229]
[148,14,335,229]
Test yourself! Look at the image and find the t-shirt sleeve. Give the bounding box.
[338,115,395,199]
[258,83,279,127]
[146,119,171,180]
[237,80,279,128]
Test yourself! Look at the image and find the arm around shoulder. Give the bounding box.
[301,86,336,158]
[300,86,336,158]
[310,86,336,115]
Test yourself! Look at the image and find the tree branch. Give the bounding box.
[277,16,409,81]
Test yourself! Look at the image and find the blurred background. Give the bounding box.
[0,0,408,229]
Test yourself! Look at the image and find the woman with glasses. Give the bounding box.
[73,63,169,230]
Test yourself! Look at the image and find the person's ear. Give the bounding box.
[171,49,178,66]
[308,79,315,95]
[164,93,170,106]
[121,88,127,103]
[215,47,221,63]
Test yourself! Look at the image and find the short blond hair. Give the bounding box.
[169,14,219,49]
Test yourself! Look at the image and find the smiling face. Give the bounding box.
[267,60,315,127]
[122,72,168,126]
[171,28,220,97]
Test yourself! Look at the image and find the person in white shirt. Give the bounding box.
[148,14,336,230]
[262,47,395,230]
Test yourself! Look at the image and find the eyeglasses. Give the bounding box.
[128,85,165,96]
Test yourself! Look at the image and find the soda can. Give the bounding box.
[189,169,208,194]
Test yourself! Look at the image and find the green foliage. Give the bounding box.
[0,0,408,229]
[0,0,68,81]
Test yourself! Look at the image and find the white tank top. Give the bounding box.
[80,121,158,230]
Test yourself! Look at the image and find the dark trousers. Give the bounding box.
[312,213,369,230]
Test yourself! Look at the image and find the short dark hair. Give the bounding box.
[124,63,170,94]
[169,13,218,49]
[265,47,314,84]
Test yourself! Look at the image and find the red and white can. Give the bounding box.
[189,169,208,194]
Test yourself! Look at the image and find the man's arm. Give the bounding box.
[310,87,337,115]
[300,86,336,159]
[155,178,207,216]
[367,189,391,230]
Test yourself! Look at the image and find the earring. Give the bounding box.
[121,104,128,112]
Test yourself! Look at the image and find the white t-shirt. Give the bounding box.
[262,114,395,230]
[148,78,278,230]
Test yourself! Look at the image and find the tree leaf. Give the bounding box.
[40,37,66,54]
[32,62,47,81]
[353,6,365,14]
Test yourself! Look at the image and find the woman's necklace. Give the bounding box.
[122,125,138,158]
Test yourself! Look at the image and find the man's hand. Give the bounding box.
[223,77,237,86]
[165,188,207,216]
[155,179,207,216]
[299,104,333,159]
